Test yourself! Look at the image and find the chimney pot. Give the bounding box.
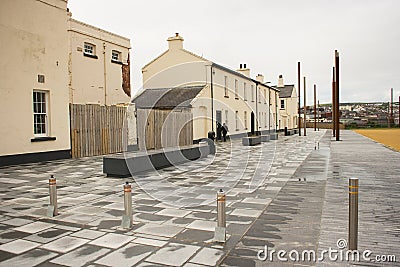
[279,74,283,78]
[175,33,179,37]
[244,63,247,68]
[240,64,242,69]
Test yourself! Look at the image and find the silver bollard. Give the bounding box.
[121,182,133,229]
[348,178,358,250]
[47,175,58,217]
[214,189,226,242]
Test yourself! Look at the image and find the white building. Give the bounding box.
[0,0,131,166]
[138,33,279,143]
[275,75,298,131]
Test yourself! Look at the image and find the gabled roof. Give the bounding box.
[132,85,205,109]
[275,85,295,98]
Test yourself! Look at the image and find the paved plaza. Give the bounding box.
[0,130,399,266]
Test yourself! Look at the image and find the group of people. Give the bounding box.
[216,122,229,142]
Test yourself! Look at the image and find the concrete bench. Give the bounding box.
[242,136,261,146]
[261,135,270,142]
[270,133,278,140]
[103,142,210,177]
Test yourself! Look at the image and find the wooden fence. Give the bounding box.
[136,108,193,150]
[70,104,127,158]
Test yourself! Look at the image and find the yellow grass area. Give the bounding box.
[354,129,400,152]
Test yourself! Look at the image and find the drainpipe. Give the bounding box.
[103,42,107,105]
[211,64,214,132]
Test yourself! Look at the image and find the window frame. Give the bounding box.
[244,82,247,101]
[244,110,247,129]
[251,84,254,102]
[235,79,238,99]
[33,90,49,137]
[83,42,98,59]
[281,99,285,109]
[235,111,239,131]
[111,50,122,63]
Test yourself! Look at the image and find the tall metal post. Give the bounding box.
[332,67,336,137]
[318,100,320,131]
[214,189,226,242]
[335,50,340,141]
[314,84,317,131]
[390,88,394,127]
[298,62,301,136]
[303,76,307,136]
[121,182,133,229]
[48,175,58,217]
[348,178,359,250]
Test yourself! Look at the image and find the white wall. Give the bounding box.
[0,0,70,156]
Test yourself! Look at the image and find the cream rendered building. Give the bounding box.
[68,16,131,105]
[140,33,279,142]
[276,75,298,130]
[0,0,132,166]
[0,0,71,166]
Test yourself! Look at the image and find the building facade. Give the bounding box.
[0,0,71,166]
[276,75,298,130]
[68,16,131,105]
[0,0,132,166]
[140,33,279,142]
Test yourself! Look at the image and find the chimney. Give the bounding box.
[277,74,284,88]
[256,74,264,83]
[237,63,250,77]
[167,33,184,50]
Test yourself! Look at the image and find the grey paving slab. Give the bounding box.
[40,236,89,253]
[0,239,41,254]
[95,243,156,267]
[50,244,110,267]
[88,232,133,249]
[13,222,55,234]
[145,242,201,266]
[0,249,58,267]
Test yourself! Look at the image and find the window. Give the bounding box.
[265,112,267,127]
[251,85,254,102]
[84,43,95,56]
[258,87,261,103]
[111,50,121,62]
[33,90,48,136]
[244,82,247,101]
[83,42,97,59]
[225,110,228,125]
[281,99,285,109]
[244,111,247,129]
[264,89,267,104]
[235,111,239,130]
[235,79,238,99]
[224,76,228,97]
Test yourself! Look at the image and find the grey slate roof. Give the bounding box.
[132,85,205,109]
[275,85,295,98]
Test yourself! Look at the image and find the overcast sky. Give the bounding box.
[68,0,399,104]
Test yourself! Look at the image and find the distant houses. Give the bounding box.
[135,33,301,147]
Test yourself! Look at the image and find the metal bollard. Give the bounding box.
[47,175,58,217]
[214,189,226,242]
[348,178,358,250]
[121,182,133,229]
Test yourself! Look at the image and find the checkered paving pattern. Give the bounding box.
[0,131,326,266]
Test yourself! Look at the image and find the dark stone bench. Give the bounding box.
[103,142,209,177]
[261,135,270,142]
[242,136,261,146]
[270,133,278,140]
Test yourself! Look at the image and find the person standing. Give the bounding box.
[216,122,222,141]
[222,123,229,142]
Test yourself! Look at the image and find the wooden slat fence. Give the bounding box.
[70,104,128,158]
[137,108,193,151]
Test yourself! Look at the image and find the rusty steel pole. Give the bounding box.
[390,88,394,127]
[335,51,340,141]
[314,84,317,131]
[348,178,359,250]
[318,100,320,131]
[304,76,307,136]
[332,67,335,137]
[298,62,301,136]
